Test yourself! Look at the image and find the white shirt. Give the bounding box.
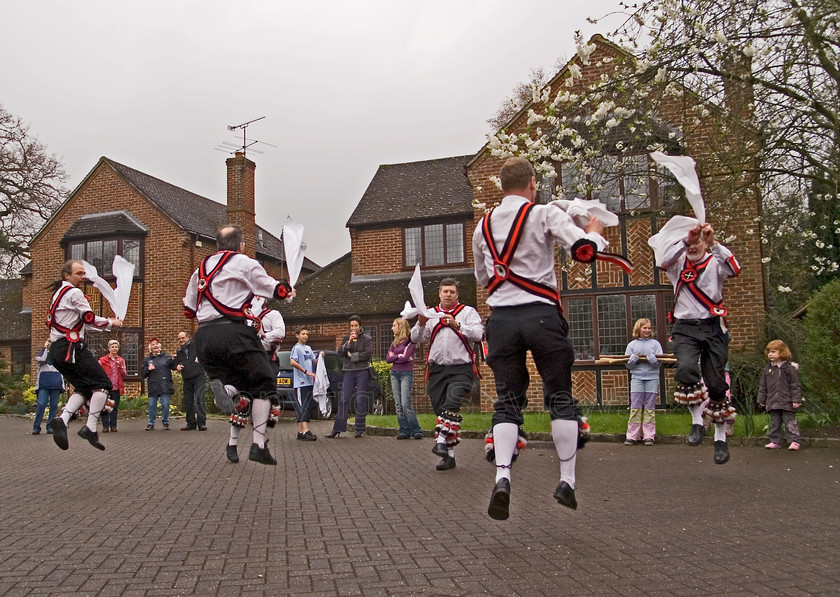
[661,242,739,320]
[48,282,112,341]
[473,195,607,308]
[258,309,286,351]
[184,252,285,323]
[410,304,483,365]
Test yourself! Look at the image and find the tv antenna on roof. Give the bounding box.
[214,116,277,157]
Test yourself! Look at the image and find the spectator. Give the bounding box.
[141,338,174,430]
[623,318,662,446]
[174,331,207,431]
[98,339,126,433]
[758,339,803,451]
[327,315,373,438]
[386,318,423,440]
[33,340,64,435]
[289,327,320,441]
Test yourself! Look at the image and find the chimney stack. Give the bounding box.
[225,151,257,257]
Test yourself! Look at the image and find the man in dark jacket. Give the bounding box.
[141,338,175,430]
[174,331,207,431]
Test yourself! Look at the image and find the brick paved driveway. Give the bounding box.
[1,415,838,596]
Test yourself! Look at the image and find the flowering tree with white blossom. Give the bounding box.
[487,0,839,306]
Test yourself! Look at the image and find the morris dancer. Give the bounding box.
[410,278,483,471]
[183,224,293,465]
[473,156,607,520]
[660,223,739,464]
[47,260,122,451]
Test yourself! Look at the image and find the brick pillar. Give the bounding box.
[225,152,257,257]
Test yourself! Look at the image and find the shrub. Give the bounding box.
[371,360,393,402]
[801,278,840,420]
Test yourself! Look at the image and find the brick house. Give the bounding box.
[0,279,32,379]
[281,34,765,413]
[21,152,318,395]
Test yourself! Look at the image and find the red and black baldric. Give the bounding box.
[673,254,738,317]
[426,303,479,379]
[46,285,97,361]
[482,202,566,308]
[254,308,272,333]
[192,251,255,322]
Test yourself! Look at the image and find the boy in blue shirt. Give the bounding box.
[290,327,320,441]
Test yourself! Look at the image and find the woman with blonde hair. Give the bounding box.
[386,318,423,439]
[624,318,662,446]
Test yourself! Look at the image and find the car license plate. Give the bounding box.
[277,376,292,387]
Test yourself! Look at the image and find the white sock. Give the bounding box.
[252,398,270,448]
[689,404,704,426]
[714,422,727,442]
[447,447,455,458]
[551,419,578,489]
[61,393,85,425]
[86,391,107,431]
[229,425,240,446]
[492,422,518,482]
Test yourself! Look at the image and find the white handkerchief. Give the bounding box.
[648,215,699,266]
[407,265,444,319]
[550,198,620,228]
[282,216,306,287]
[111,255,134,320]
[650,152,705,224]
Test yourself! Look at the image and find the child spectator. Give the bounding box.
[624,318,662,446]
[289,327,320,441]
[758,339,803,451]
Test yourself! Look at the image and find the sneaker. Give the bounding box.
[248,443,277,465]
[145,424,154,431]
[181,425,197,431]
[297,431,317,442]
[788,442,801,451]
[412,433,424,440]
[643,439,655,446]
[624,439,638,446]
[395,434,409,440]
[765,442,782,449]
[163,423,170,431]
[210,379,236,414]
[78,426,105,451]
[51,417,69,450]
[226,444,239,463]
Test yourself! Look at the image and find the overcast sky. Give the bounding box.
[2,0,624,267]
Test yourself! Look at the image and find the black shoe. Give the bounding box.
[488,478,511,520]
[198,425,208,431]
[395,434,408,440]
[714,440,730,465]
[163,423,170,431]
[325,431,341,438]
[687,424,705,446]
[431,442,449,457]
[145,424,154,431]
[248,443,277,465]
[51,417,69,450]
[412,433,424,440]
[226,444,239,463]
[297,431,317,442]
[181,425,197,431]
[77,426,105,451]
[553,481,577,510]
[436,456,456,470]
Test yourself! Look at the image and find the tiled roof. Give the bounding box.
[0,279,31,342]
[280,253,477,323]
[346,155,475,228]
[102,158,318,270]
[62,211,148,242]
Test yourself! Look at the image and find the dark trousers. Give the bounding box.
[194,321,276,397]
[672,318,729,402]
[182,373,207,427]
[486,303,578,426]
[426,363,473,416]
[294,385,314,423]
[49,339,112,397]
[100,390,121,429]
[333,369,369,433]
